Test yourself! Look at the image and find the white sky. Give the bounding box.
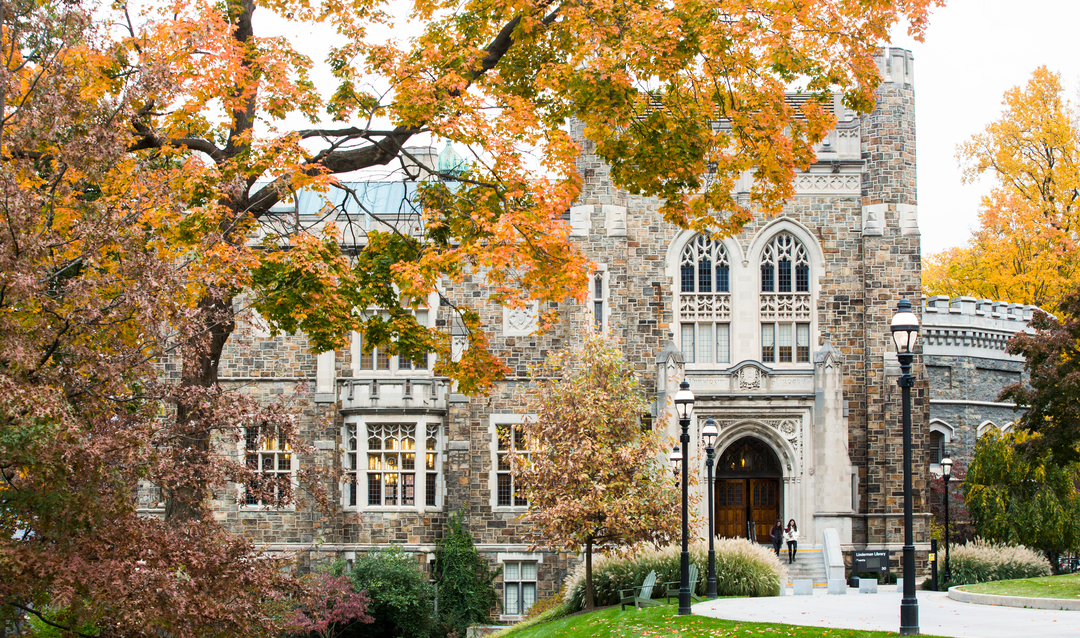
[888,0,1080,255]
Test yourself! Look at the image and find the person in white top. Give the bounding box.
[784,519,800,564]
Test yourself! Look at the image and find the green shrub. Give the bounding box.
[339,547,434,638]
[433,510,499,637]
[563,538,783,610]
[946,538,1052,588]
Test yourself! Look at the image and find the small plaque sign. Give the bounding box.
[853,550,891,575]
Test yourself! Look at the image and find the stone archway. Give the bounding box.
[715,436,784,543]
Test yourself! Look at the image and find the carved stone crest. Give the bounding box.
[738,366,762,390]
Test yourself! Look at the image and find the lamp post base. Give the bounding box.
[900,599,919,635]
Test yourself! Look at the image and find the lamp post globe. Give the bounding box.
[940,456,953,585]
[675,380,694,615]
[702,418,719,599]
[891,298,920,636]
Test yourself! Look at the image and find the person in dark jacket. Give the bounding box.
[770,520,784,558]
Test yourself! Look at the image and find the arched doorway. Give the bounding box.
[715,436,782,543]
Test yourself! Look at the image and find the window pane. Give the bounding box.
[779,324,792,363]
[523,583,536,613]
[506,583,519,615]
[761,263,773,292]
[377,350,390,370]
[358,332,373,370]
[698,324,712,364]
[681,324,695,364]
[403,473,415,506]
[521,562,537,580]
[778,260,792,293]
[761,324,774,362]
[368,474,382,506]
[594,301,603,329]
[717,265,729,293]
[384,473,398,505]
[505,562,520,580]
[796,323,810,363]
[594,274,603,298]
[796,264,809,293]
[426,472,437,506]
[681,263,694,293]
[497,474,512,507]
[698,257,712,293]
[717,324,730,364]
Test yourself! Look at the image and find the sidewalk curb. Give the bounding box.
[948,586,1080,611]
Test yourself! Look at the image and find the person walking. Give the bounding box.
[770,520,784,558]
[784,519,799,564]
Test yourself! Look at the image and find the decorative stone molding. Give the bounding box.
[713,417,804,471]
[878,47,914,86]
[794,173,861,195]
[759,292,812,321]
[861,203,886,236]
[737,366,763,390]
[922,296,1045,360]
[897,203,919,236]
[569,204,592,237]
[502,303,539,336]
[603,204,627,236]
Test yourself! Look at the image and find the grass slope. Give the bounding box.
[495,604,950,638]
[959,573,1080,599]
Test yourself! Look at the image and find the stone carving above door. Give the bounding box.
[737,366,762,390]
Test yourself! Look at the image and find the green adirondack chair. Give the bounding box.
[664,563,703,603]
[619,570,663,610]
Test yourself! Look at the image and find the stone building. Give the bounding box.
[922,296,1039,475]
[143,47,972,619]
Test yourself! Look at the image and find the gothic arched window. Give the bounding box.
[678,235,730,365]
[759,233,812,364]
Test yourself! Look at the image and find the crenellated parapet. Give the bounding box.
[921,296,1045,360]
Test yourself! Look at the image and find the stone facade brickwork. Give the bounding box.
[148,47,1017,615]
[922,295,1040,468]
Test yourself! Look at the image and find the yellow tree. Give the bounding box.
[924,67,1080,312]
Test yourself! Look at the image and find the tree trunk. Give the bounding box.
[164,293,235,523]
[585,535,594,610]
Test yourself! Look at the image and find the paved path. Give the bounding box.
[693,586,1080,638]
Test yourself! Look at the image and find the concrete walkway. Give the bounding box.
[693,586,1080,638]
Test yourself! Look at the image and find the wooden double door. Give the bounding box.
[715,478,780,544]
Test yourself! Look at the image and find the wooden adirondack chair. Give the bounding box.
[619,570,663,610]
[664,564,703,603]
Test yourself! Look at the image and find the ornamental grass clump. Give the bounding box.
[563,538,783,610]
[947,538,1051,587]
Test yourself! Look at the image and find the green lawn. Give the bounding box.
[492,604,950,638]
[959,572,1080,599]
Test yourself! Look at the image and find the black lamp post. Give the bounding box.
[891,298,921,636]
[702,418,718,599]
[941,456,953,585]
[674,379,695,615]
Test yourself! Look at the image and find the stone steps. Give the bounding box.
[781,548,828,586]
